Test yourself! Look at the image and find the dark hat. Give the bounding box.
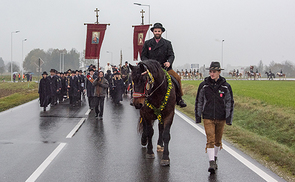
[114,72,121,75]
[42,71,48,75]
[92,65,96,69]
[150,23,165,32]
[88,68,94,72]
[125,61,128,64]
[50,69,55,73]
[79,70,82,73]
[207,62,224,71]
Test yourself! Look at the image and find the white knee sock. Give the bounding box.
[214,146,220,157]
[207,148,215,161]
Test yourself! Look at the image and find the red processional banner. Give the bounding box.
[85,24,107,59]
[133,25,150,61]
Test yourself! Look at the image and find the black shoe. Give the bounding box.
[95,113,98,117]
[178,99,187,108]
[208,160,217,174]
[43,107,46,111]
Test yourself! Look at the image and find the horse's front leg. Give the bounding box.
[146,122,155,159]
[161,123,171,166]
[157,123,164,152]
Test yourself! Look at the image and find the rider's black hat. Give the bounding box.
[150,23,165,32]
[42,71,48,75]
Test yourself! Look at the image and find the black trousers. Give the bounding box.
[70,96,77,105]
[88,96,94,108]
[50,95,57,105]
[94,96,105,117]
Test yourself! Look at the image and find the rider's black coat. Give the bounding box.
[195,76,234,125]
[141,38,175,71]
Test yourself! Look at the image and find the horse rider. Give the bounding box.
[141,23,186,107]
[280,69,283,76]
[195,61,234,174]
[269,69,272,74]
[250,66,254,75]
[236,69,239,75]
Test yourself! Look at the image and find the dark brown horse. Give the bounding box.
[130,60,176,166]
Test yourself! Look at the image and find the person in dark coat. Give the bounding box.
[111,72,124,104]
[60,72,67,101]
[86,69,97,109]
[195,62,234,174]
[67,71,80,107]
[92,71,109,118]
[38,71,51,111]
[79,70,85,97]
[75,70,82,102]
[48,69,59,106]
[104,69,113,96]
[56,72,62,103]
[141,22,186,107]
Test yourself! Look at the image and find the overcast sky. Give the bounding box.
[1,0,295,69]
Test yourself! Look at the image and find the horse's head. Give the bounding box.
[130,62,156,109]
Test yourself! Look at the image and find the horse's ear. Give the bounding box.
[139,63,146,73]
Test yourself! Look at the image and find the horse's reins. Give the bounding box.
[133,66,167,99]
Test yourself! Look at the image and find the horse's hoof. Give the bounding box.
[146,153,155,159]
[157,145,164,152]
[160,159,170,167]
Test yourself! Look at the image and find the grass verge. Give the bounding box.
[0,82,39,112]
[178,80,295,182]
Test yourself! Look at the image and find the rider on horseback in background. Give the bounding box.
[280,69,283,76]
[141,23,186,108]
[250,66,254,76]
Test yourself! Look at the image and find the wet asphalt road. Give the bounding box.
[0,95,285,182]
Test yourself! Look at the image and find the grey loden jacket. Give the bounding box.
[93,77,109,97]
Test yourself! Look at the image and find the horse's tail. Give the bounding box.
[137,117,144,134]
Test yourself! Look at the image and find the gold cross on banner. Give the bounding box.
[140,9,145,25]
[94,8,99,24]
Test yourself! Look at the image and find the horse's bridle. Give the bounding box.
[133,65,166,99]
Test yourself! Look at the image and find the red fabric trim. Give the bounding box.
[133,25,150,61]
[85,24,107,59]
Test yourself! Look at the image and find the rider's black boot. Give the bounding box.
[176,96,187,108]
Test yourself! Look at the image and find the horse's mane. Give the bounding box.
[138,60,164,79]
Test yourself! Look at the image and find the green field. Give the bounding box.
[179,80,295,181]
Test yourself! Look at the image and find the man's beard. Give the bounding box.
[154,34,161,39]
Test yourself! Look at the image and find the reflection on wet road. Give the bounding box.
[0,95,284,182]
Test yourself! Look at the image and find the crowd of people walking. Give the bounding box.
[38,63,131,119]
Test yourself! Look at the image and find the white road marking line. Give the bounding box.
[66,118,86,138]
[175,110,278,182]
[85,109,91,115]
[25,143,66,182]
